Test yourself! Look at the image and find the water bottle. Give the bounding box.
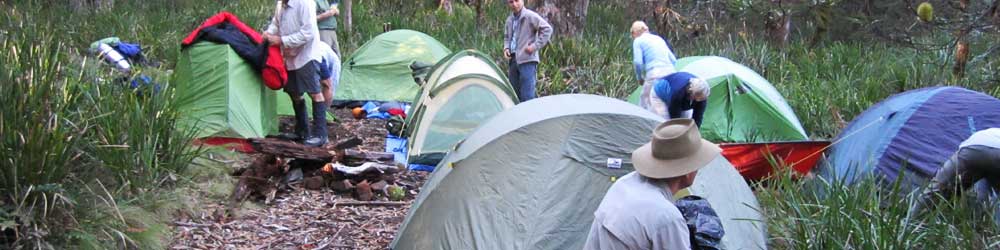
[97,43,131,73]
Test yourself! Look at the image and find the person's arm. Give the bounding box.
[692,100,706,126]
[663,37,678,65]
[503,17,512,58]
[532,14,553,50]
[264,3,280,36]
[651,214,692,250]
[281,1,319,49]
[668,92,684,119]
[317,2,338,21]
[912,153,962,214]
[633,40,644,81]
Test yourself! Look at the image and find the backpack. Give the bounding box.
[675,195,725,250]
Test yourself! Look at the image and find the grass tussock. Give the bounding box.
[757,169,1000,249]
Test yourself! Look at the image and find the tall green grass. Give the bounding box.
[757,170,1000,249]
[0,1,240,248]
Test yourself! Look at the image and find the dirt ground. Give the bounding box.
[169,108,428,250]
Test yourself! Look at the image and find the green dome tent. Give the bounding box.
[628,56,807,142]
[333,29,451,102]
[404,50,519,165]
[392,94,767,250]
[174,42,278,139]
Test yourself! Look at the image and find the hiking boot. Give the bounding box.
[303,136,329,147]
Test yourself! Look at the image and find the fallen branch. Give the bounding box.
[173,221,214,228]
[334,201,408,206]
[333,162,399,176]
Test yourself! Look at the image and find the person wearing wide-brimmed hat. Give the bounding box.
[584,119,721,250]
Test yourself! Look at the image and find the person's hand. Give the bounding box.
[638,80,644,86]
[503,48,511,59]
[330,6,340,15]
[264,34,281,46]
[524,44,535,54]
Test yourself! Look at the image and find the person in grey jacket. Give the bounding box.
[503,0,552,102]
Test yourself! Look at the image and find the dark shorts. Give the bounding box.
[284,60,321,95]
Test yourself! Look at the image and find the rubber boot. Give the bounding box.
[292,98,310,141]
[304,101,329,147]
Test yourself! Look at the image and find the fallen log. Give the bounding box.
[230,154,284,205]
[249,138,337,162]
[250,138,391,165]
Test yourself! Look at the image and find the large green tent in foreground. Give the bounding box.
[393,94,766,250]
[334,29,451,102]
[174,42,277,138]
[629,56,807,142]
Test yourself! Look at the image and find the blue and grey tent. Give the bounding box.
[822,86,1000,188]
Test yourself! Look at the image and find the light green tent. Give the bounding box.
[334,29,451,102]
[174,42,277,138]
[404,50,519,165]
[628,56,807,142]
[275,93,335,121]
[392,94,766,250]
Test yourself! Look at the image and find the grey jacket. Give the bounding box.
[504,8,553,65]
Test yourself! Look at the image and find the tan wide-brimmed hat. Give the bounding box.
[631,119,721,179]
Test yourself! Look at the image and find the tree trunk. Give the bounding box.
[439,0,453,14]
[765,10,792,47]
[474,0,486,25]
[534,0,589,38]
[344,0,353,46]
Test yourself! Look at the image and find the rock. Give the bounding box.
[303,176,325,190]
[356,180,373,201]
[285,168,303,184]
[371,180,389,196]
[331,179,354,192]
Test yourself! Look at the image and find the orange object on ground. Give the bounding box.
[352,107,366,119]
[719,141,831,182]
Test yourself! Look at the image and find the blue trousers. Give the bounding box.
[508,59,538,102]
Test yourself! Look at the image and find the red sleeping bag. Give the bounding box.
[182,12,287,90]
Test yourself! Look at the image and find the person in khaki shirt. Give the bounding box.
[584,119,721,250]
[314,0,340,56]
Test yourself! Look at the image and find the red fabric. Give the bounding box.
[720,141,831,182]
[182,12,287,90]
[193,137,257,153]
[387,108,406,118]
